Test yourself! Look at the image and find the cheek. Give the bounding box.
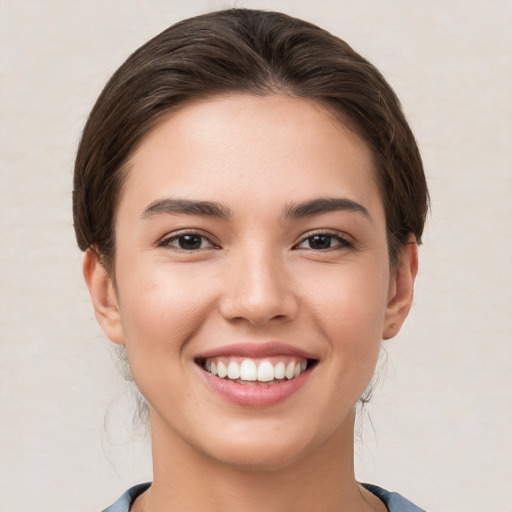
[115,261,216,365]
[303,261,389,387]
[306,258,389,334]
[116,266,219,407]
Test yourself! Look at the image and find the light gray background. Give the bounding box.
[1,1,511,511]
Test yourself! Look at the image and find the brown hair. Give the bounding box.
[73,8,428,272]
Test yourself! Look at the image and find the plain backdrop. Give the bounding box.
[1,1,511,511]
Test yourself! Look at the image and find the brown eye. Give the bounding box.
[307,235,332,250]
[296,233,352,250]
[177,234,203,250]
[161,233,214,251]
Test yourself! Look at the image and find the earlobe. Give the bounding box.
[383,237,418,340]
[83,249,125,345]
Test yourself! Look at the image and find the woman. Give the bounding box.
[74,8,428,512]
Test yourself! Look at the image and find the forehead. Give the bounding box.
[119,94,383,223]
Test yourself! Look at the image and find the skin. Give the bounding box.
[84,94,417,512]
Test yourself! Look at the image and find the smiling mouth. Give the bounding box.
[196,356,318,385]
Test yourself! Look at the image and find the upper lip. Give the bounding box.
[195,341,318,360]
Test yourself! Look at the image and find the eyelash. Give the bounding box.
[158,231,218,251]
[293,230,354,251]
[158,230,353,252]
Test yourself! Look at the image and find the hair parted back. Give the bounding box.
[73,8,428,272]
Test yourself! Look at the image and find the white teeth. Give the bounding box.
[274,361,286,380]
[217,361,227,378]
[227,361,240,380]
[285,362,295,380]
[205,357,310,383]
[257,361,274,382]
[240,359,257,381]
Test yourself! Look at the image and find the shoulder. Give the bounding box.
[362,483,427,512]
[101,483,151,512]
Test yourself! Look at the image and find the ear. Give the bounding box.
[83,249,125,345]
[382,237,418,340]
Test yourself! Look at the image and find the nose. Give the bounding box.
[218,249,298,326]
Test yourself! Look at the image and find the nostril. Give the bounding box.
[218,268,298,325]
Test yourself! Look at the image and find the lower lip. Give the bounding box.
[200,366,313,407]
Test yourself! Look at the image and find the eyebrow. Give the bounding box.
[283,197,370,220]
[141,198,231,219]
[140,196,370,222]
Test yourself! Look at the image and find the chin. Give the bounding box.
[192,417,333,473]
[210,439,308,472]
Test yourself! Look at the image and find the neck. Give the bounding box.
[133,408,384,512]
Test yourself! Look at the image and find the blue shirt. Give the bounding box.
[101,482,426,511]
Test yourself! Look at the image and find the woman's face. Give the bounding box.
[86,94,415,470]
